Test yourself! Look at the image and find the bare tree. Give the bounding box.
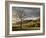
[16,8,24,29]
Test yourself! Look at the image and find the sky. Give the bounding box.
[12,7,40,18]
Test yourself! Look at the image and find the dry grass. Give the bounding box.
[12,18,40,31]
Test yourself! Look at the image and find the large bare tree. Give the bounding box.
[16,8,25,29]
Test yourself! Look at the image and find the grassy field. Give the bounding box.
[12,18,40,31]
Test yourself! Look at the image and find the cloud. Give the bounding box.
[12,7,40,18]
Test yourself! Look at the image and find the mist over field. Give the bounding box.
[12,7,40,31]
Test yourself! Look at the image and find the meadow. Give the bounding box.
[12,18,40,31]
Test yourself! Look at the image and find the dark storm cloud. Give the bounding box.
[24,8,40,18]
[12,7,40,18]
